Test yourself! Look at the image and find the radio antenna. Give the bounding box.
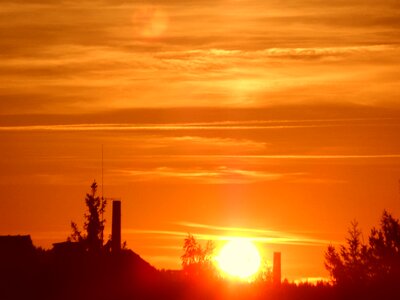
[101,144,104,244]
[102,144,104,201]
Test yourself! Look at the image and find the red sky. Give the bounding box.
[1,0,400,281]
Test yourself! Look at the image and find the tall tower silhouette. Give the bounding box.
[273,252,281,285]
[112,200,121,253]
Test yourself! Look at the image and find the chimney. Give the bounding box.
[273,252,281,285]
[111,200,121,253]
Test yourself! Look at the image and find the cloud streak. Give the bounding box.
[0,117,399,131]
[113,167,296,184]
[124,222,334,247]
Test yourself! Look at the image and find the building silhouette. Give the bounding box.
[0,235,35,260]
[112,200,121,253]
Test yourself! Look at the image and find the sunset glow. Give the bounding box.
[216,239,262,280]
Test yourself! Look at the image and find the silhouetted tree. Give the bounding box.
[325,244,345,285]
[325,220,369,285]
[69,181,106,252]
[255,259,273,283]
[368,210,400,281]
[325,211,400,288]
[181,234,217,277]
[181,234,201,267]
[202,240,217,275]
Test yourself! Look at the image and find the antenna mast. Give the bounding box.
[101,144,104,244]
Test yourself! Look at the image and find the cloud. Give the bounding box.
[0,115,398,130]
[0,123,337,131]
[156,45,398,62]
[124,222,334,246]
[134,135,268,153]
[113,167,294,184]
[0,1,399,112]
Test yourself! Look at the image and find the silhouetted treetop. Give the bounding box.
[181,234,217,277]
[325,211,400,287]
[68,181,107,253]
[325,220,369,285]
[368,210,400,280]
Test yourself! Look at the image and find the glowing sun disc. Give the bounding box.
[216,239,261,279]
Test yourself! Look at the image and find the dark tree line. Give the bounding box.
[325,210,400,289]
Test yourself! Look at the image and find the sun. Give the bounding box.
[215,238,261,280]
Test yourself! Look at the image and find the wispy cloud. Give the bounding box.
[154,136,267,151]
[124,222,334,247]
[176,222,335,246]
[156,45,398,62]
[113,167,294,184]
[1,1,399,112]
[0,117,398,131]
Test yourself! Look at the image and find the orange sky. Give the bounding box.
[1,0,400,281]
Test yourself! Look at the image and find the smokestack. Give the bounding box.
[273,252,281,285]
[111,200,121,253]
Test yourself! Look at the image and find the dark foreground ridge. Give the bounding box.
[1,234,400,300]
[1,236,158,300]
